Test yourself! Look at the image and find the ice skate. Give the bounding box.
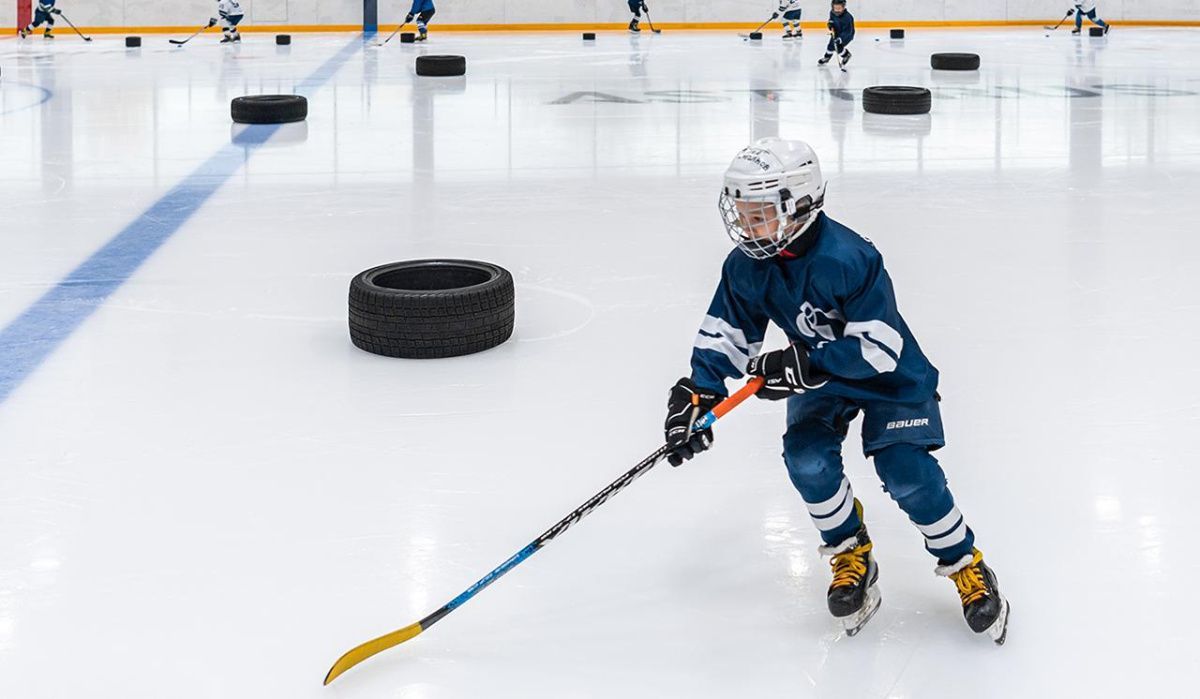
[628,19,640,34]
[839,49,851,66]
[1071,28,1081,35]
[18,27,27,38]
[44,30,54,39]
[936,548,1010,645]
[414,31,427,42]
[819,523,881,637]
[818,53,832,65]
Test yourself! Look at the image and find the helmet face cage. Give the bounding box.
[718,187,822,259]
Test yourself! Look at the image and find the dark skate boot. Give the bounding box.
[818,53,832,65]
[628,18,640,34]
[936,548,1010,645]
[819,521,881,637]
[840,49,851,66]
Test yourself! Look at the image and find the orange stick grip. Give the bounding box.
[709,376,764,421]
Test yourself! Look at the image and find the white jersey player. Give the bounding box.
[211,0,245,43]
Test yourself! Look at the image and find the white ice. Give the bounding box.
[1,28,1199,698]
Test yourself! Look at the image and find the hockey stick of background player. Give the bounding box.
[1044,9,1073,30]
[54,12,92,41]
[739,14,776,40]
[641,3,663,34]
[323,376,766,685]
[169,18,217,46]
[831,30,847,72]
[378,20,410,46]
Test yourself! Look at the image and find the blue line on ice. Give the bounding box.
[0,35,367,406]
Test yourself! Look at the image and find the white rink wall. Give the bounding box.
[6,0,1196,30]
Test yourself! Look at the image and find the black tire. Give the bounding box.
[231,95,308,124]
[862,86,931,115]
[930,52,980,71]
[583,32,596,40]
[400,32,415,43]
[416,55,466,77]
[749,32,763,40]
[1089,27,1104,37]
[125,36,141,47]
[890,28,904,39]
[349,260,515,359]
[276,34,291,45]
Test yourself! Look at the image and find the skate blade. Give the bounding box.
[840,585,881,637]
[987,598,1011,645]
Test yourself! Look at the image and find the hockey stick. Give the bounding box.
[641,4,663,34]
[378,21,410,46]
[54,12,91,41]
[828,31,847,72]
[1044,10,1073,31]
[169,20,216,46]
[739,15,776,39]
[323,376,766,685]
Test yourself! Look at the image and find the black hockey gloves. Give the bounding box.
[746,345,829,400]
[405,12,415,23]
[664,377,723,466]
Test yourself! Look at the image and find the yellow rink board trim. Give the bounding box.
[43,20,1200,35]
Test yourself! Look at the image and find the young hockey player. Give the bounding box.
[628,0,646,33]
[774,0,803,40]
[405,0,436,41]
[1070,1,1110,35]
[663,138,1010,643]
[212,0,244,43]
[18,0,60,39]
[819,0,854,66]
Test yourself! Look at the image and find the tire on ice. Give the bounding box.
[348,260,515,359]
[930,52,980,71]
[230,95,308,124]
[862,86,931,115]
[415,55,466,77]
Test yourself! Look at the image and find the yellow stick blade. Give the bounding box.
[323,622,423,685]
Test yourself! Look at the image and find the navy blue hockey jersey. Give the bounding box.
[827,9,855,42]
[690,212,938,404]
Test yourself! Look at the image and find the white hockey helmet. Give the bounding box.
[718,138,826,259]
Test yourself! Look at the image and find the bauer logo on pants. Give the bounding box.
[886,418,929,430]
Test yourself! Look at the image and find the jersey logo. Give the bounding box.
[795,304,903,374]
[795,302,843,342]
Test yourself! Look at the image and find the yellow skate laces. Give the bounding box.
[949,550,989,606]
[830,541,872,588]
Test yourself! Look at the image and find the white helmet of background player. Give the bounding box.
[718,138,826,259]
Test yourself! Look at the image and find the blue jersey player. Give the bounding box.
[627,1,647,33]
[662,138,1010,642]
[819,0,854,66]
[405,0,436,41]
[19,0,60,39]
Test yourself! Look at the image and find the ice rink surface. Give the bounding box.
[2,26,1200,698]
